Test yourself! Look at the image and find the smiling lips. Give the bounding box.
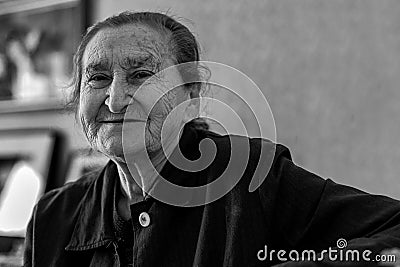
[100,118,147,123]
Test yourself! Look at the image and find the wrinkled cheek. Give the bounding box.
[144,98,180,152]
[145,116,163,152]
[78,96,100,144]
[80,113,97,146]
[133,83,182,152]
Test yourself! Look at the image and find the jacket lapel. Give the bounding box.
[65,161,118,251]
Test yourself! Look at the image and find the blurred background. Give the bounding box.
[1,0,400,264]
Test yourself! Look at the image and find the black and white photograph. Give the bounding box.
[0,0,400,266]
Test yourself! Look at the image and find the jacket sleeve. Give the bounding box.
[258,143,400,266]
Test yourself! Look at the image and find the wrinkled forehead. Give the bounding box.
[82,23,173,71]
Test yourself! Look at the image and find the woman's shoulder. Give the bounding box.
[199,128,290,160]
[198,129,292,189]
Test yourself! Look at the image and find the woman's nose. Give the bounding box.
[105,78,132,113]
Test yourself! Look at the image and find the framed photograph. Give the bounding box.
[0,0,90,102]
[0,129,61,238]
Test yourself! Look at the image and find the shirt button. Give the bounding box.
[139,212,150,227]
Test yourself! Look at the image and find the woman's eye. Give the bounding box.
[130,70,154,81]
[87,74,111,89]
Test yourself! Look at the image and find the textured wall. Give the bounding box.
[94,0,400,199]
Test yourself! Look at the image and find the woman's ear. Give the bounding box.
[183,92,200,123]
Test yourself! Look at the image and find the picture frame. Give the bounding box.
[0,0,91,102]
[0,128,62,238]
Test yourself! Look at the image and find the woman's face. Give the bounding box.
[78,23,191,161]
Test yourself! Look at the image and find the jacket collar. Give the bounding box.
[65,124,203,251]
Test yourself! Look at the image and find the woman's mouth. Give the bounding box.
[100,119,146,123]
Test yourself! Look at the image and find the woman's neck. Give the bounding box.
[113,124,183,219]
[113,150,168,220]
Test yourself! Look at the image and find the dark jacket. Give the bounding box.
[24,127,400,266]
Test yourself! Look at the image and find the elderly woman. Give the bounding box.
[24,11,400,267]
